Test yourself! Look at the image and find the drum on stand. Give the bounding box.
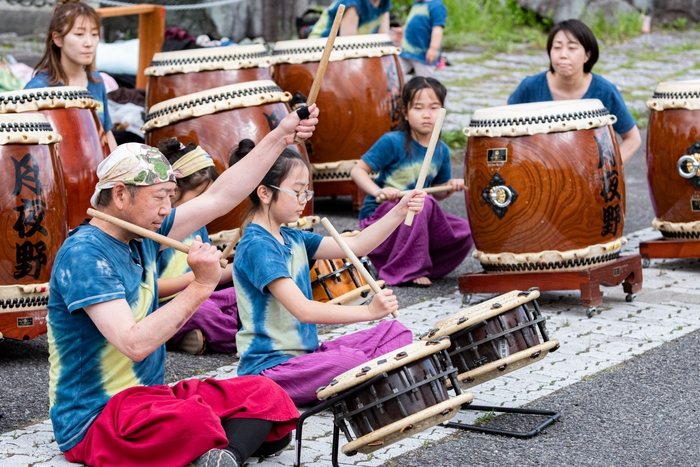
[646,79,700,240]
[145,44,273,109]
[311,257,385,306]
[0,114,68,340]
[464,99,626,272]
[0,87,110,230]
[141,80,313,235]
[420,289,559,388]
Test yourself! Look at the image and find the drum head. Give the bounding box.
[0,86,99,113]
[0,113,61,145]
[271,33,400,65]
[647,79,700,110]
[146,44,271,76]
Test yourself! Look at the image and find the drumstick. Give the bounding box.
[405,107,447,226]
[293,4,345,143]
[376,185,454,203]
[320,217,399,318]
[220,229,241,259]
[87,208,228,269]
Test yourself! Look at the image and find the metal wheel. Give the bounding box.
[462,294,473,306]
[642,258,651,268]
[626,293,636,303]
[586,307,597,318]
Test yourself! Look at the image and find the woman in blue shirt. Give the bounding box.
[309,0,391,38]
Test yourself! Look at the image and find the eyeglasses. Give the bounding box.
[269,185,314,203]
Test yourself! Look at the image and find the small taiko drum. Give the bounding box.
[421,289,560,388]
[145,44,273,109]
[141,80,313,234]
[0,86,110,229]
[271,34,403,166]
[310,256,385,306]
[464,99,627,272]
[0,114,68,340]
[316,339,474,455]
[646,80,700,240]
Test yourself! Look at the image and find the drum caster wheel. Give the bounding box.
[625,293,636,303]
[642,258,651,268]
[462,294,472,306]
[586,307,597,318]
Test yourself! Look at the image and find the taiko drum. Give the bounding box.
[0,114,68,340]
[464,99,627,272]
[141,80,313,235]
[646,79,700,240]
[0,87,110,229]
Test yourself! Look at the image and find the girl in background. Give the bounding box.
[351,76,473,287]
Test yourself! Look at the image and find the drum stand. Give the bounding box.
[446,404,560,438]
[639,238,700,266]
[459,255,643,317]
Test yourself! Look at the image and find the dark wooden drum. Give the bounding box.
[141,80,313,234]
[646,79,700,240]
[316,339,473,455]
[0,114,68,340]
[0,86,110,230]
[145,44,272,109]
[421,289,560,388]
[464,99,627,272]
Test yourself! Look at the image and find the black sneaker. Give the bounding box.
[193,448,239,467]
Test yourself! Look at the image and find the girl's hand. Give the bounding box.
[448,178,465,193]
[279,104,319,144]
[367,289,399,319]
[378,186,402,201]
[426,47,439,65]
[396,189,426,216]
[187,235,223,290]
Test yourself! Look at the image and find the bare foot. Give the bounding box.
[412,277,432,286]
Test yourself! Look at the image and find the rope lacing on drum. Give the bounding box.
[469,108,610,128]
[481,250,621,272]
[0,89,95,106]
[150,51,270,67]
[660,230,700,239]
[272,40,396,56]
[144,84,284,122]
[0,294,49,310]
[0,121,54,133]
[652,91,700,100]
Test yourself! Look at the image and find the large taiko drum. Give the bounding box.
[464,99,627,272]
[141,80,313,234]
[271,34,403,168]
[0,87,110,229]
[646,80,700,240]
[315,339,473,456]
[421,289,559,388]
[311,257,385,306]
[145,44,273,109]
[0,114,68,340]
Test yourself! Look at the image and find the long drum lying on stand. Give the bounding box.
[0,114,68,340]
[0,87,110,230]
[145,44,273,109]
[421,288,559,388]
[315,339,474,455]
[464,99,627,272]
[646,79,700,240]
[141,80,313,234]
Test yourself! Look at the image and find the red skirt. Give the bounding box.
[64,376,299,467]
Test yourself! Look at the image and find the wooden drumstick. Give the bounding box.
[405,107,447,226]
[376,185,454,203]
[293,4,345,143]
[87,208,228,269]
[320,217,399,318]
[220,229,241,259]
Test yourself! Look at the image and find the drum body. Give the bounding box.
[464,99,627,272]
[271,34,403,165]
[311,257,372,303]
[0,114,67,340]
[0,87,110,229]
[142,81,313,234]
[646,80,700,239]
[145,44,272,109]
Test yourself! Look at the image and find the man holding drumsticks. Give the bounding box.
[46,107,318,467]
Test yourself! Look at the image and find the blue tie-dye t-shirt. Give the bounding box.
[309,0,391,38]
[24,71,113,132]
[157,226,210,303]
[233,223,323,376]
[359,131,452,219]
[400,0,447,65]
[47,210,175,451]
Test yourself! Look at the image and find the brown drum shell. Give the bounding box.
[1,143,68,285]
[310,258,369,302]
[145,102,313,234]
[465,126,626,254]
[146,68,272,110]
[40,107,110,230]
[447,305,541,374]
[342,355,449,438]
[272,55,403,165]
[647,109,700,224]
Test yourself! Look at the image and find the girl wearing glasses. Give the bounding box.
[231,138,425,405]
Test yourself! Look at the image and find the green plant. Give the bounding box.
[474,409,497,424]
[589,9,643,44]
[442,129,468,151]
[672,17,688,30]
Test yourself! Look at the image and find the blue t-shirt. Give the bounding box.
[507,71,636,135]
[359,131,452,219]
[47,211,175,451]
[157,226,210,303]
[25,70,113,132]
[309,0,391,38]
[400,0,447,65]
[233,223,323,376]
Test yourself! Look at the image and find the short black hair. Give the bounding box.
[547,19,599,74]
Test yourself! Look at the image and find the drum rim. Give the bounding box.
[652,217,700,237]
[0,113,62,145]
[647,79,700,110]
[0,86,99,110]
[270,33,400,64]
[146,43,272,75]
